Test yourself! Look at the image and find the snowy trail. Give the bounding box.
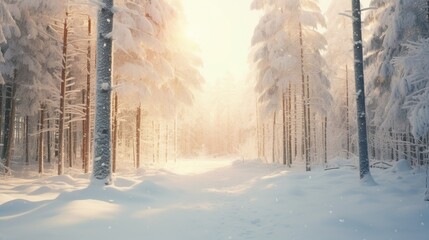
[0,157,429,240]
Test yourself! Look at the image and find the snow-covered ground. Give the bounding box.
[1,157,428,240]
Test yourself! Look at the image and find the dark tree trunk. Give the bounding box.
[93,0,114,182]
[3,82,16,173]
[25,116,29,165]
[288,86,292,166]
[306,76,312,171]
[0,84,3,153]
[352,0,371,179]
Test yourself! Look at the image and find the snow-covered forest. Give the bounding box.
[1,0,429,239]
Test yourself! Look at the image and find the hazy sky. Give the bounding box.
[182,0,333,85]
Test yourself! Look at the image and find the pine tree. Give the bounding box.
[250,0,331,168]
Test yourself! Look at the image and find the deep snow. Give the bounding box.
[0,157,428,240]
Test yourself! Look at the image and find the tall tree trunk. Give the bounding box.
[68,119,73,168]
[93,0,114,182]
[38,105,45,174]
[135,105,141,168]
[83,17,92,174]
[58,13,68,175]
[299,23,310,171]
[82,90,86,170]
[306,76,312,171]
[3,82,16,173]
[288,85,292,166]
[352,0,372,180]
[2,83,12,160]
[293,85,297,158]
[0,84,3,153]
[25,116,29,165]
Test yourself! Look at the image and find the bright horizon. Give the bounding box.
[182,0,333,86]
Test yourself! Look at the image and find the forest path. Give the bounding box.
[0,157,428,240]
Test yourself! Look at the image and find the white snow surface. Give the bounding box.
[1,157,428,240]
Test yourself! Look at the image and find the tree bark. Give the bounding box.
[83,16,92,174]
[25,116,29,165]
[93,0,114,183]
[3,82,16,173]
[288,86,292,166]
[306,76,312,171]
[299,23,310,171]
[346,65,350,159]
[352,0,371,179]
[0,84,3,153]
[68,119,73,168]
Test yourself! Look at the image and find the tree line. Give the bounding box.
[250,0,429,177]
[0,0,205,177]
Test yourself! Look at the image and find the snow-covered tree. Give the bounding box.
[0,0,64,171]
[393,38,429,139]
[364,0,429,131]
[325,1,356,158]
[0,0,63,116]
[251,0,331,115]
[250,0,331,168]
[0,1,17,78]
[111,0,203,167]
